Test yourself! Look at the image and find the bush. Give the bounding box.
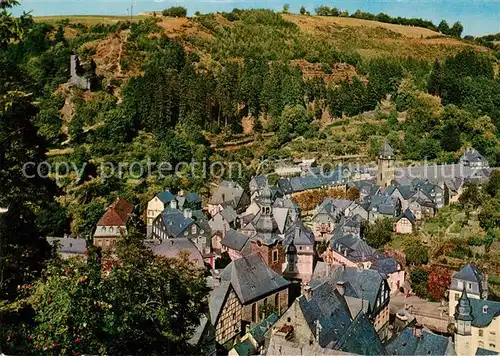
[162,6,187,18]
[405,240,429,265]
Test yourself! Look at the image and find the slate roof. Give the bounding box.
[209,180,245,206]
[249,313,279,344]
[46,237,87,256]
[379,141,394,158]
[326,266,385,312]
[97,198,133,226]
[454,263,484,283]
[335,311,387,355]
[298,281,353,348]
[250,175,268,191]
[157,191,176,204]
[284,223,315,247]
[233,339,254,355]
[385,319,452,356]
[460,148,488,165]
[220,205,238,223]
[397,208,416,224]
[369,195,399,215]
[370,255,401,276]
[209,280,231,326]
[221,229,250,252]
[476,348,498,356]
[159,208,194,237]
[147,238,204,266]
[469,298,500,327]
[185,192,202,203]
[220,254,290,304]
[330,233,375,262]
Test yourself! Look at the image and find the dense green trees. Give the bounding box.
[162,6,187,18]
[405,241,429,266]
[363,218,393,249]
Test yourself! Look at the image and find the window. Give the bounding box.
[251,303,257,322]
[455,293,460,301]
[479,330,484,337]
[272,249,279,263]
[468,283,472,290]
[490,344,496,349]
[483,305,489,314]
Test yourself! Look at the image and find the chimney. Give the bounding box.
[337,281,345,296]
[170,199,177,209]
[413,323,423,339]
[184,208,192,219]
[213,270,221,287]
[303,285,313,300]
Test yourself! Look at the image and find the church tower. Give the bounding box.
[455,288,473,356]
[377,141,395,188]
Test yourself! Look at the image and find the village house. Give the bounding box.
[394,208,417,234]
[460,147,490,169]
[146,238,205,268]
[151,203,213,264]
[367,194,401,222]
[209,254,290,346]
[46,237,87,259]
[283,225,316,282]
[267,274,386,355]
[229,314,278,356]
[209,205,238,240]
[386,320,454,355]
[207,180,249,216]
[310,199,355,241]
[449,263,489,317]
[311,264,392,340]
[322,230,405,295]
[221,229,252,261]
[93,197,134,249]
[454,288,500,356]
[146,191,176,227]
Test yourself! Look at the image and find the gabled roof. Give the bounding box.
[147,238,204,266]
[298,281,353,348]
[220,205,238,223]
[249,313,279,344]
[326,266,385,311]
[284,223,315,247]
[109,198,134,220]
[335,311,387,355]
[453,263,484,283]
[221,229,250,252]
[158,208,194,237]
[184,192,202,203]
[397,208,416,224]
[97,198,133,226]
[209,180,245,206]
[156,191,176,204]
[220,254,290,304]
[209,280,232,326]
[46,237,87,255]
[385,319,452,356]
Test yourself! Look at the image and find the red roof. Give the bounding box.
[97,198,134,227]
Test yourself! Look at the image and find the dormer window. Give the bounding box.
[483,305,489,314]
